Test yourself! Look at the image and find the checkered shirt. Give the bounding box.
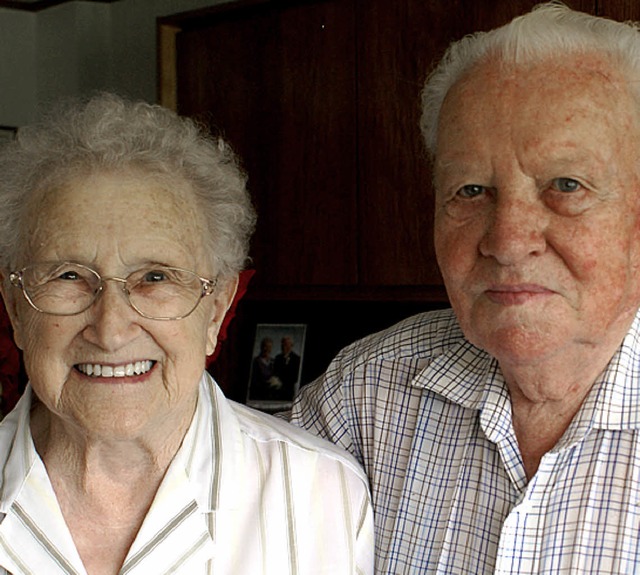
[288,307,640,574]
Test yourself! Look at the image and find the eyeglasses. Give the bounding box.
[9,262,217,321]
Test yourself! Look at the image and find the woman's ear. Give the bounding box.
[205,275,239,357]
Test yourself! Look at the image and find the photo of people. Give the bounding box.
[247,324,306,410]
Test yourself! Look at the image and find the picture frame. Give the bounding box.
[0,126,16,144]
[246,323,307,412]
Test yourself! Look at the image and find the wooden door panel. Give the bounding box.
[598,1,640,20]
[176,0,358,288]
[356,0,595,286]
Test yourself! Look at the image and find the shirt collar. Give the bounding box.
[411,308,640,438]
[0,385,37,515]
[412,337,496,410]
[575,309,640,432]
[178,372,247,513]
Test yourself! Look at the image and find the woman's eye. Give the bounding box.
[457,184,486,199]
[57,271,80,281]
[143,270,168,283]
[552,177,581,193]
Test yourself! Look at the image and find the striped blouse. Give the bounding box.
[0,373,374,574]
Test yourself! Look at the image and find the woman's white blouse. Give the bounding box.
[0,374,374,574]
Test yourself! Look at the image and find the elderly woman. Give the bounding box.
[0,93,373,575]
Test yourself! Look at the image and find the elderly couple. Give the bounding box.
[0,3,638,574]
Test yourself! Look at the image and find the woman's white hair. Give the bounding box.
[421,1,640,156]
[0,92,257,277]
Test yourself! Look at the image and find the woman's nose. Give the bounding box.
[82,280,141,350]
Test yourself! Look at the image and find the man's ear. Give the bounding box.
[205,275,239,357]
[0,272,25,350]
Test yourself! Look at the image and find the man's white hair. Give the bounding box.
[421,1,640,157]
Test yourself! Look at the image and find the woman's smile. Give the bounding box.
[75,360,155,378]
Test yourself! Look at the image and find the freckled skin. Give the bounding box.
[434,54,640,404]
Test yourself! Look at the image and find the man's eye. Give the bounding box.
[457,184,486,199]
[552,178,581,193]
[57,271,80,281]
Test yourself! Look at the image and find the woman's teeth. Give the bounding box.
[76,360,154,378]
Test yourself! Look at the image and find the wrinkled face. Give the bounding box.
[3,170,236,439]
[434,55,640,368]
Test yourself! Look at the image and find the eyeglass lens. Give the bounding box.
[18,262,206,319]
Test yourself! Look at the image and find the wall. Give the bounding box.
[0,0,229,127]
[0,9,36,126]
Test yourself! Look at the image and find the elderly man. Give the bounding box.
[288,3,640,573]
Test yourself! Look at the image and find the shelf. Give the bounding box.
[244,283,449,303]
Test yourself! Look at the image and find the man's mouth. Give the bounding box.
[75,360,155,378]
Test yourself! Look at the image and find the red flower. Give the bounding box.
[0,300,25,414]
[207,269,254,366]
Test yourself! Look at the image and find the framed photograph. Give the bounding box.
[246,323,307,412]
[0,126,16,144]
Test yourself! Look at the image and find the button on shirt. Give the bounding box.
[0,373,374,574]
[288,308,640,574]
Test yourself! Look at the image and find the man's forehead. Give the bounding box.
[450,51,624,98]
[437,52,636,144]
[432,52,640,190]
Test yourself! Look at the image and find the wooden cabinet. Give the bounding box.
[158,0,635,398]
[162,2,374,295]
[164,1,360,292]
[598,1,640,19]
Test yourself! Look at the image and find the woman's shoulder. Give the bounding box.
[0,388,37,507]
[230,400,368,480]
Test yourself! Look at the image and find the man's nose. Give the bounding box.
[478,193,548,265]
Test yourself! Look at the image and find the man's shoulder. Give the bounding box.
[337,307,464,366]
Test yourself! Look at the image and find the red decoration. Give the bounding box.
[0,300,24,414]
[207,269,254,366]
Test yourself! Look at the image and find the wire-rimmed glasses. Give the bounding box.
[9,261,217,320]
